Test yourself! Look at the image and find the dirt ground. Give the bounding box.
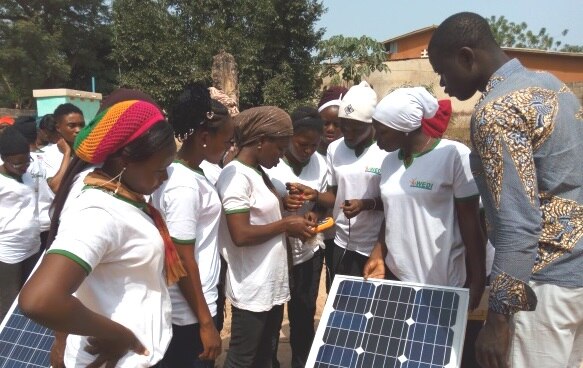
[215,268,329,367]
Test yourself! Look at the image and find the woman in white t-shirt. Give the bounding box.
[290,82,386,282]
[151,85,233,368]
[217,106,316,368]
[19,100,182,368]
[0,127,40,321]
[364,87,487,367]
[264,107,328,368]
[316,87,348,291]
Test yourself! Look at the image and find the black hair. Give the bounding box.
[428,12,499,58]
[53,103,83,121]
[47,120,175,246]
[0,126,29,156]
[170,83,231,139]
[290,106,324,134]
[38,114,57,133]
[13,116,37,144]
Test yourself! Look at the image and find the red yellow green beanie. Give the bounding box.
[74,100,165,164]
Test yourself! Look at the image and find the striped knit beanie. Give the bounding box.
[74,100,165,164]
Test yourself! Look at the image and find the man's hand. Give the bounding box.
[476,311,510,368]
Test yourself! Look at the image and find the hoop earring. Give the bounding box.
[115,167,126,194]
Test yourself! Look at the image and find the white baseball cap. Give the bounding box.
[338,81,378,123]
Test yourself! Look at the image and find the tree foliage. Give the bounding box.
[112,0,325,111]
[111,0,195,107]
[487,15,581,52]
[0,0,115,108]
[316,35,389,85]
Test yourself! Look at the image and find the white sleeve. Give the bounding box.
[326,144,337,187]
[162,185,200,244]
[47,206,118,274]
[217,166,252,214]
[453,144,479,199]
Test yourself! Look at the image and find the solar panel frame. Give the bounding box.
[306,275,469,368]
[0,254,54,368]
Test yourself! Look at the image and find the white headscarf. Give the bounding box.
[372,87,438,132]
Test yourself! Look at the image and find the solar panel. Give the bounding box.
[0,301,54,368]
[306,275,469,368]
[0,255,54,368]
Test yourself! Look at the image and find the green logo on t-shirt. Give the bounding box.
[365,166,381,175]
[410,178,433,190]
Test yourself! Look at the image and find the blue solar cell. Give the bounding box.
[308,277,468,368]
[0,306,54,368]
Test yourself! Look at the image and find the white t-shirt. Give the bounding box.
[327,138,387,256]
[151,162,221,325]
[380,139,479,287]
[216,160,290,312]
[199,160,222,185]
[264,154,327,265]
[37,144,64,231]
[0,173,40,263]
[317,151,335,241]
[28,148,46,195]
[47,189,172,368]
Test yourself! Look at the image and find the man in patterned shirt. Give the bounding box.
[428,12,583,368]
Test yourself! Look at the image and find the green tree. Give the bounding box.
[316,35,389,86]
[561,44,583,53]
[111,0,195,107]
[113,0,324,110]
[0,0,115,108]
[487,15,573,51]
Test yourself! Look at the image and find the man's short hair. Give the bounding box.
[428,12,498,58]
[53,103,83,121]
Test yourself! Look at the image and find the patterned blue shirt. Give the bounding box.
[470,58,583,315]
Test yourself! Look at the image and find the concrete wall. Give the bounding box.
[0,108,36,118]
[325,59,583,118]
[331,58,482,116]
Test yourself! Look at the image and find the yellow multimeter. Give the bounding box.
[314,217,334,233]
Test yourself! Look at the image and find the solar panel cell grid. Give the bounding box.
[307,276,469,368]
[0,306,54,368]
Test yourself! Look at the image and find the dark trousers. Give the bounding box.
[224,304,284,368]
[216,256,228,333]
[328,242,369,282]
[161,316,219,368]
[323,239,335,292]
[288,250,323,368]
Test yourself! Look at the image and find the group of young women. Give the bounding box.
[0,80,490,368]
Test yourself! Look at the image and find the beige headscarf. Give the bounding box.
[209,87,239,117]
[234,106,293,147]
